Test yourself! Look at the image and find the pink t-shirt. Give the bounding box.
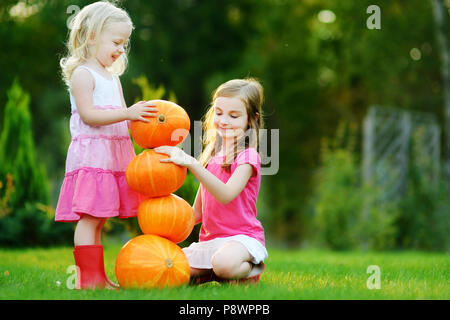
[199,147,265,246]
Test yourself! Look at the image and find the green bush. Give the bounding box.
[394,163,450,251]
[0,78,48,207]
[0,202,73,247]
[311,146,363,250]
[309,122,398,251]
[310,122,450,252]
[358,196,399,251]
[0,79,73,247]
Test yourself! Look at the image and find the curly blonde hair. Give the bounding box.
[60,1,134,87]
[198,78,265,171]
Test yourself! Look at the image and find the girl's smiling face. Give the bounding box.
[91,22,132,68]
[213,96,248,140]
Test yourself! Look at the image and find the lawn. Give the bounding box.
[0,246,448,300]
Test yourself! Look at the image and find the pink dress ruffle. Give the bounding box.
[55,167,142,222]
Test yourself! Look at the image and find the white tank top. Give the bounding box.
[69,65,122,112]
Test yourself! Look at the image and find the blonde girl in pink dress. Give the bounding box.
[155,78,268,284]
[56,1,157,289]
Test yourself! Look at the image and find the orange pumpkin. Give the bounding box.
[115,234,190,288]
[126,149,187,197]
[138,194,195,243]
[130,100,190,149]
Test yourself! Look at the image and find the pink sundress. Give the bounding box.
[55,65,140,222]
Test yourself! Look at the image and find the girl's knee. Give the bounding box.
[211,256,235,279]
[210,248,243,279]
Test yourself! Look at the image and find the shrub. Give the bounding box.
[311,145,363,250]
[310,121,449,252]
[0,79,72,247]
[394,166,450,251]
[310,122,398,250]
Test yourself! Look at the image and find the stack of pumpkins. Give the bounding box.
[115,100,194,289]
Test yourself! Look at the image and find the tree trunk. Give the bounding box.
[431,0,450,180]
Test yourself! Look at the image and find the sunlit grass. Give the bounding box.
[0,246,448,300]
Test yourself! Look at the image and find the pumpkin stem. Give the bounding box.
[165,258,173,268]
[157,114,167,124]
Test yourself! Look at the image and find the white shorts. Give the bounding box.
[182,234,268,277]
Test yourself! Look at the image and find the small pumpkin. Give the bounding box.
[130,100,190,149]
[125,149,187,197]
[115,234,190,288]
[138,194,195,243]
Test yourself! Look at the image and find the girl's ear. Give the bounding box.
[251,112,261,128]
[248,112,260,128]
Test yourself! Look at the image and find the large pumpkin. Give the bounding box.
[126,149,187,197]
[115,234,190,289]
[130,100,190,149]
[138,194,195,243]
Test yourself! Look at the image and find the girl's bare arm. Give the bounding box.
[192,187,203,224]
[71,68,157,126]
[154,145,253,205]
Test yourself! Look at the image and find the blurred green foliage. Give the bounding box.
[0,0,449,249]
[310,123,365,250]
[0,79,49,208]
[395,141,450,251]
[0,80,73,247]
[309,122,450,251]
[309,122,398,250]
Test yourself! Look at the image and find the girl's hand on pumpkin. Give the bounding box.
[154,146,196,167]
[127,100,158,122]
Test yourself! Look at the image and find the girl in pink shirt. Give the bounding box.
[155,78,268,284]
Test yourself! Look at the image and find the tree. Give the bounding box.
[0,79,73,247]
[431,0,450,180]
[0,78,49,208]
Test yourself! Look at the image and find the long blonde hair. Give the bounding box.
[198,78,265,171]
[60,1,133,87]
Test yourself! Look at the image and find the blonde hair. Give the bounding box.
[198,78,265,171]
[60,1,134,87]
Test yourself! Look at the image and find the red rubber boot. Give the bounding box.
[96,245,120,289]
[73,245,114,290]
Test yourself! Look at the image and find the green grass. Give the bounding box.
[0,246,448,300]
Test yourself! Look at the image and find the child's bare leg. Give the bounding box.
[95,218,107,245]
[74,214,104,246]
[210,241,253,279]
